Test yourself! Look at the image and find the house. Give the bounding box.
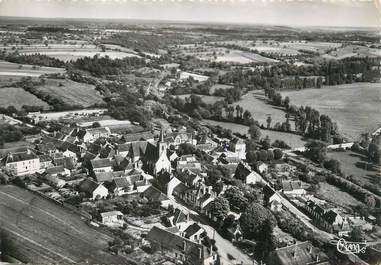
[234,162,263,184]
[69,127,110,143]
[176,155,202,173]
[36,143,56,155]
[39,154,53,169]
[45,165,70,177]
[122,131,154,144]
[78,178,109,200]
[146,226,215,265]
[225,222,243,242]
[109,173,151,196]
[164,208,191,231]
[177,169,203,187]
[45,174,66,188]
[263,185,283,209]
[181,223,207,243]
[142,186,172,208]
[116,143,130,157]
[282,181,307,197]
[90,158,113,173]
[196,193,215,211]
[165,132,194,147]
[229,138,246,159]
[2,150,40,176]
[100,211,124,227]
[267,241,331,265]
[57,141,82,160]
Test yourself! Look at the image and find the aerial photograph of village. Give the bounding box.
[0,0,379,264]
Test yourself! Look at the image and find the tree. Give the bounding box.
[350,226,364,242]
[283,96,290,109]
[273,149,283,160]
[304,141,327,164]
[323,159,342,174]
[208,197,230,224]
[239,202,276,240]
[246,151,258,164]
[249,124,261,141]
[368,142,381,164]
[266,116,272,129]
[260,136,271,150]
[224,186,249,212]
[255,218,276,261]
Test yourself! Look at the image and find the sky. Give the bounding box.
[0,0,379,27]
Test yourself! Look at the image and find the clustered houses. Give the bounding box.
[147,208,216,265]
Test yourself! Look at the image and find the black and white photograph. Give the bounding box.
[0,0,380,264]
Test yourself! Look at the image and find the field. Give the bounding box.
[327,150,380,188]
[0,60,65,77]
[322,45,380,60]
[281,83,381,141]
[0,185,133,264]
[203,119,306,149]
[3,44,140,62]
[210,83,233,94]
[0,87,50,110]
[316,182,364,209]
[234,90,293,130]
[36,78,105,108]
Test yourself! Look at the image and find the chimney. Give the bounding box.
[198,247,202,259]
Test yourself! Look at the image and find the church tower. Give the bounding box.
[158,129,167,155]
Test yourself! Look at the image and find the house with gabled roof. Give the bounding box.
[2,150,40,176]
[164,208,191,231]
[146,226,216,265]
[181,223,207,243]
[78,178,108,200]
[90,158,113,173]
[100,211,124,227]
[234,162,263,184]
[229,137,246,159]
[267,241,331,265]
[142,186,171,208]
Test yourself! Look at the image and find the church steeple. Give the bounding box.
[158,129,167,155]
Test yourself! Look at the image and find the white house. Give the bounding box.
[282,181,307,197]
[46,165,71,177]
[100,211,124,227]
[91,158,113,173]
[2,150,40,176]
[79,178,109,200]
[234,162,263,184]
[229,138,246,160]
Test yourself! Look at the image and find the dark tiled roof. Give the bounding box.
[4,151,38,163]
[183,223,203,239]
[79,178,100,193]
[143,186,168,202]
[123,131,154,143]
[91,158,112,169]
[46,165,65,175]
[146,226,210,265]
[268,241,330,265]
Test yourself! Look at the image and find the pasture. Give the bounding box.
[281,83,381,141]
[0,87,50,110]
[0,60,65,77]
[234,90,293,130]
[322,44,380,60]
[0,185,132,264]
[36,78,105,108]
[327,150,380,188]
[203,119,306,149]
[316,182,364,209]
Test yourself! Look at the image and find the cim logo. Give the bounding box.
[331,238,367,255]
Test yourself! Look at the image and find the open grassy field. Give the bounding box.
[234,90,293,130]
[0,185,134,264]
[316,182,364,209]
[3,43,140,62]
[36,78,105,108]
[0,87,50,110]
[0,60,65,77]
[322,45,380,60]
[281,83,381,141]
[203,119,306,149]
[327,150,380,188]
